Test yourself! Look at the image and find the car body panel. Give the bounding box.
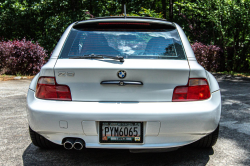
[39,59,57,77]
[54,59,189,101]
[174,23,196,60]
[206,71,220,93]
[29,74,39,91]
[27,89,221,148]
[188,60,207,79]
[76,18,174,27]
[50,23,75,59]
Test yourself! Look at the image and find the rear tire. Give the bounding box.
[29,127,59,149]
[191,125,219,148]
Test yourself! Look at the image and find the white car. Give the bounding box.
[27,17,221,151]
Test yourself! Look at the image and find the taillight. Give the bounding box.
[172,78,210,102]
[36,77,72,101]
[98,23,150,25]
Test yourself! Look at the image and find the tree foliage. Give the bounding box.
[174,0,250,72]
[0,0,249,72]
[0,0,93,54]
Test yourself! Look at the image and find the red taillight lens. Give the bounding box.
[98,23,150,25]
[36,77,72,101]
[172,78,210,102]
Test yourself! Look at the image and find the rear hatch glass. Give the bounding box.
[59,23,186,60]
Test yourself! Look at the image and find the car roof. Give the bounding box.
[75,17,174,27]
[88,16,167,21]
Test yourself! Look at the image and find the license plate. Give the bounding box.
[99,122,143,143]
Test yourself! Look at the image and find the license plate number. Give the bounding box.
[99,122,143,143]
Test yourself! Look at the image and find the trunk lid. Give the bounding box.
[54,59,189,102]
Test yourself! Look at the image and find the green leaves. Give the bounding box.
[0,0,249,72]
[137,7,164,18]
[0,0,93,54]
[174,0,250,71]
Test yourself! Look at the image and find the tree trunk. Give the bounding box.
[162,0,166,19]
[122,0,126,14]
[89,0,93,13]
[151,0,156,10]
[71,0,76,11]
[169,0,173,21]
[242,2,250,71]
[178,0,181,15]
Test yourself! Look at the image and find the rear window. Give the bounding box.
[59,28,186,60]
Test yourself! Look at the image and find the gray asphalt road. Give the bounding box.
[0,76,250,166]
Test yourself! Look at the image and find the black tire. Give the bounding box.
[191,125,219,148]
[29,126,60,149]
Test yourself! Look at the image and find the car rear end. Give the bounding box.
[27,17,221,150]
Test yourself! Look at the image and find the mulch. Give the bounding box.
[0,75,35,81]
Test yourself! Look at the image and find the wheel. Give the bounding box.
[29,126,59,149]
[191,125,219,148]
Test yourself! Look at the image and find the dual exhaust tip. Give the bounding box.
[64,138,85,150]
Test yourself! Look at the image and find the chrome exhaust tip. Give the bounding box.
[63,138,75,150]
[73,138,85,150]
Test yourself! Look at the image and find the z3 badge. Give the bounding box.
[58,71,75,77]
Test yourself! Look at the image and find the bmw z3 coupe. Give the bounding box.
[27,17,221,151]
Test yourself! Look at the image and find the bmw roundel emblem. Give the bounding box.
[117,70,126,79]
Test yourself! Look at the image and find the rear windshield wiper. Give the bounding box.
[69,54,124,62]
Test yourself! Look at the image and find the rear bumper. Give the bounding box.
[27,90,221,149]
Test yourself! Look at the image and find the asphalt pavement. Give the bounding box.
[0,75,249,166]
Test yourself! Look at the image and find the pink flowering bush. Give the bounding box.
[191,42,222,72]
[0,38,47,75]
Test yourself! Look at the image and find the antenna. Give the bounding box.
[124,4,126,19]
